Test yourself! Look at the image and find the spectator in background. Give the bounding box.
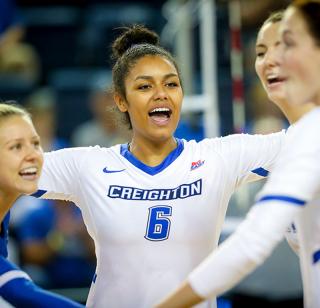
[0,0,40,84]
[0,0,24,49]
[15,199,96,289]
[71,87,130,147]
[24,87,68,152]
[240,0,290,29]
[174,112,204,142]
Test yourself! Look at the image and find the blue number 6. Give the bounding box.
[145,206,172,241]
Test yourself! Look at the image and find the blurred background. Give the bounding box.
[0,0,302,307]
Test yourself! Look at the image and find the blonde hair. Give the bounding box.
[259,10,284,32]
[0,101,31,121]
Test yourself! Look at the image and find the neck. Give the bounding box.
[129,136,177,167]
[278,101,315,124]
[0,192,18,224]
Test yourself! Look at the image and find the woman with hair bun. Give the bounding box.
[35,24,293,307]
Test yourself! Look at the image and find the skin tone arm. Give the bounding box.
[156,281,203,308]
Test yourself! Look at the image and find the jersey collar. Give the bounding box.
[120,139,184,176]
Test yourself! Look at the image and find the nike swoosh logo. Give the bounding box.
[103,167,125,174]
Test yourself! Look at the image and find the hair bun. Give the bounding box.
[112,25,160,60]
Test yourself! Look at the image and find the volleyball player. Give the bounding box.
[30,22,297,307]
[156,1,320,307]
[0,102,84,307]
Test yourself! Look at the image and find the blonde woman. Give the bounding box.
[0,102,83,307]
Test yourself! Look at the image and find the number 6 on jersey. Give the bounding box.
[145,206,172,241]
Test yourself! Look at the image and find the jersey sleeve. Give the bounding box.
[188,112,320,299]
[285,223,300,255]
[0,256,84,308]
[258,121,320,202]
[35,147,92,203]
[188,200,303,299]
[206,130,286,187]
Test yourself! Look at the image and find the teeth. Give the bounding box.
[150,107,170,113]
[20,167,37,174]
[267,75,278,80]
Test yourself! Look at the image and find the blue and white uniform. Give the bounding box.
[0,256,84,307]
[37,132,286,308]
[188,108,320,308]
[0,214,84,307]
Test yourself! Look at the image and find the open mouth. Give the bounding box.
[267,76,286,85]
[19,167,38,180]
[148,107,172,118]
[148,107,173,125]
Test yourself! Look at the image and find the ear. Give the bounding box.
[114,93,128,113]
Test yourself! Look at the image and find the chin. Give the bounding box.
[286,94,305,106]
[268,92,286,104]
[152,128,174,140]
[20,184,39,195]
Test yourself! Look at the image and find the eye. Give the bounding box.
[138,84,152,90]
[10,143,22,151]
[282,34,295,49]
[166,82,179,88]
[283,39,295,49]
[256,51,265,58]
[33,140,41,149]
[255,48,266,58]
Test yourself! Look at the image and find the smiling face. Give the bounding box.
[255,21,288,106]
[281,6,320,106]
[0,115,43,199]
[115,55,183,143]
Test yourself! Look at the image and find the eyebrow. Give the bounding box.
[4,138,23,145]
[134,73,178,81]
[5,135,39,145]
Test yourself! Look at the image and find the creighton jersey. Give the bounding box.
[37,132,285,308]
[258,107,320,308]
[188,108,320,308]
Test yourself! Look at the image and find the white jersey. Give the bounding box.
[37,132,285,308]
[189,107,320,308]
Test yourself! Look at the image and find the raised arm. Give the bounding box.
[156,111,320,307]
[155,199,303,307]
[209,130,286,188]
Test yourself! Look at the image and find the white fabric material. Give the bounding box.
[0,270,31,288]
[38,132,285,308]
[189,107,320,308]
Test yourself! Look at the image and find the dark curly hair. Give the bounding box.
[111,25,182,129]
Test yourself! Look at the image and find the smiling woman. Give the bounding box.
[29,24,299,308]
[112,25,183,166]
[0,102,43,222]
[0,101,84,307]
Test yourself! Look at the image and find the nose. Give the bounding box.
[277,43,286,64]
[25,145,43,163]
[153,85,168,101]
[265,45,283,67]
